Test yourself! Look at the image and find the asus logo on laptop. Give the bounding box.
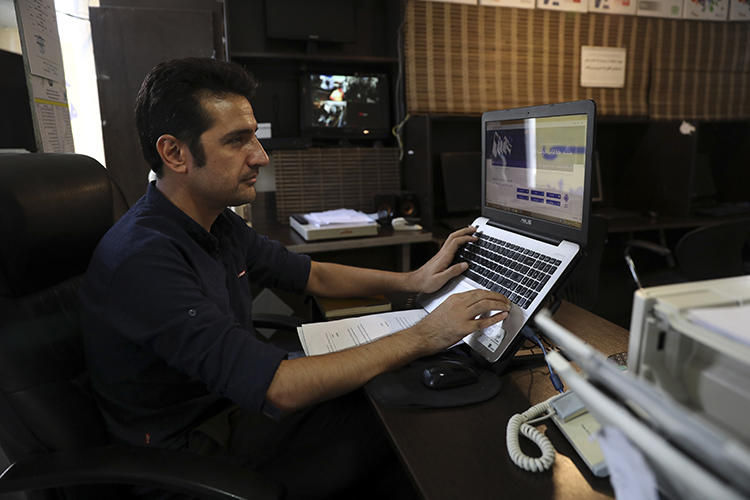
[520,218,533,226]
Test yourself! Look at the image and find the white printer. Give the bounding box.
[628,275,750,446]
[534,275,750,500]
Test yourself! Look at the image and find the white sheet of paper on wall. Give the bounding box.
[589,0,637,14]
[480,0,535,8]
[636,0,683,17]
[730,0,750,19]
[422,0,478,4]
[683,0,729,19]
[537,0,589,12]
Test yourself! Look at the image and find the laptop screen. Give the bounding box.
[481,100,595,246]
[484,114,588,229]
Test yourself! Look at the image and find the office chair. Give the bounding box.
[0,154,284,500]
[624,218,750,289]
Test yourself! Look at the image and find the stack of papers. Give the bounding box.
[305,209,374,227]
[297,309,427,356]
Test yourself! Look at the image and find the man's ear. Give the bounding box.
[156,134,188,174]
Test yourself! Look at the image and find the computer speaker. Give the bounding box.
[374,192,421,220]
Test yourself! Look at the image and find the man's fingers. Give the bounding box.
[456,289,511,309]
[475,310,508,329]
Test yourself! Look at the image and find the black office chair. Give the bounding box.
[0,153,284,500]
[624,218,750,289]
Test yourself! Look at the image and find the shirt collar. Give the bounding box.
[146,182,233,256]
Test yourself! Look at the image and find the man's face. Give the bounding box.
[187,93,268,210]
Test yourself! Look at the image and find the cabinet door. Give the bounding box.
[91,2,218,206]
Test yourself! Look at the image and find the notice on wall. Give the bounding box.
[580,46,627,88]
[588,0,637,15]
[537,0,588,11]
[14,0,64,83]
[730,0,750,19]
[636,0,683,18]
[30,75,74,153]
[480,0,535,8]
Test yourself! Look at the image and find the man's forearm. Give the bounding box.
[305,261,419,298]
[265,323,429,412]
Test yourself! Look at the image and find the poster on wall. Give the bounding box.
[589,0,637,14]
[422,0,478,4]
[683,0,729,20]
[636,0,683,17]
[480,0,535,8]
[729,0,750,19]
[537,0,588,12]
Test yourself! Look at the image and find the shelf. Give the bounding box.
[230,51,398,64]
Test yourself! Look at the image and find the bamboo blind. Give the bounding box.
[405,0,750,119]
[273,148,401,223]
[649,19,750,120]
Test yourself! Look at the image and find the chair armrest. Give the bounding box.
[252,313,304,331]
[623,239,674,289]
[0,445,283,500]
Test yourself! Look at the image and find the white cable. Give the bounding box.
[506,393,564,472]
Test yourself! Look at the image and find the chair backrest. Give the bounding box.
[676,218,750,282]
[0,154,127,465]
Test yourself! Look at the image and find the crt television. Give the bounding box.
[300,72,391,139]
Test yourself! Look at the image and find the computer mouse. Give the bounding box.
[421,360,479,390]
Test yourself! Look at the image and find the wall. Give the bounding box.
[404,0,750,119]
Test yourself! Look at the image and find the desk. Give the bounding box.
[251,217,433,272]
[369,302,628,500]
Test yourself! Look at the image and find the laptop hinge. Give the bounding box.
[486,220,561,246]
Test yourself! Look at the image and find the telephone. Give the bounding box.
[506,391,608,476]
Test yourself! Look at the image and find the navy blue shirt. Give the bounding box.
[80,183,311,448]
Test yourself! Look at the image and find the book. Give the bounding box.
[315,295,392,320]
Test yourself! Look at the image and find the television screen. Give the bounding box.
[300,73,390,139]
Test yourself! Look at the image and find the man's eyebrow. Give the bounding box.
[220,128,255,142]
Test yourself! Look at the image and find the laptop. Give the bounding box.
[419,100,596,364]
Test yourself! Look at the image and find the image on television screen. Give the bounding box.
[303,73,389,137]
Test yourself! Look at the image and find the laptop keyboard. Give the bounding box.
[456,232,561,310]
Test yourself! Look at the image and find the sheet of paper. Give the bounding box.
[479,0,535,8]
[687,304,750,348]
[30,75,74,153]
[588,0,637,15]
[683,0,729,20]
[730,0,750,20]
[580,46,627,88]
[596,426,658,500]
[298,309,428,356]
[537,0,588,13]
[16,0,65,83]
[305,209,374,226]
[636,0,683,18]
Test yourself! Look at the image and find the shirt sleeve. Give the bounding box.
[103,248,287,413]
[242,224,311,292]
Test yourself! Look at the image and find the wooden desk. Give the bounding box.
[251,217,433,272]
[369,302,628,500]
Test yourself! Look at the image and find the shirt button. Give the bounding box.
[188,308,197,317]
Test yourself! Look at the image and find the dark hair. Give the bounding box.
[135,57,257,176]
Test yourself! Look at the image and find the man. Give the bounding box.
[79,57,509,499]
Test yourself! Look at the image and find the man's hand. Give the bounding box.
[406,289,510,355]
[407,226,478,294]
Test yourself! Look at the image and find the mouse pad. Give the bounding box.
[366,358,502,408]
